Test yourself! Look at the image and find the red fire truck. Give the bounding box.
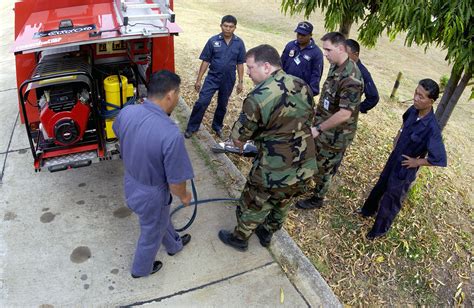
[12,0,180,172]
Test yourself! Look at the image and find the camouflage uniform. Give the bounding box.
[313,58,363,199]
[230,69,317,240]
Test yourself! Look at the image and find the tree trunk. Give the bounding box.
[339,17,352,38]
[435,66,461,121]
[437,70,472,131]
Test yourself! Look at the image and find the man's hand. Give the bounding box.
[233,139,244,154]
[401,155,419,168]
[180,191,192,207]
[170,182,192,207]
[311,127,320,139]
[236,82,243,94]
[194,80,202,92]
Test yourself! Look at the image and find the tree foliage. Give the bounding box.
[357,0,473,75]
[281,0,374,36]
[280,0,473,129]
[281,0,472,73]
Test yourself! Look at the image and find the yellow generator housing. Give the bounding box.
[103,75,134,139]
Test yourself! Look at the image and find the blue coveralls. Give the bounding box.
[281,39,324,96]
[113,101,194,276]
[186,33,246,133]
[361,106,447,236]
[357,60,380,113]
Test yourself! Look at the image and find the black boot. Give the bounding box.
[366,230,387,241]
[295,196,324,209]
[131,261,163,278]
[355,208,376,218]
[213,129,223,139]
[168,234,192,256]
[218,230,248,252]
[255,225,272,247]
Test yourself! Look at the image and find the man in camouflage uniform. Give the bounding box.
[218,44,317,251]
[296,32,364,209]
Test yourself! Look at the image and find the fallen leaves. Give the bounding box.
[375,255,385,263]
[454,282,465,304]
[175,42,473,306]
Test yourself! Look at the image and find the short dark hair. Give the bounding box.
[321,32,346,46]
[148,70,181,99]
[221,15,237,25]
[245,44,281,67]
[419,79,440,101]
[345,39,360,53]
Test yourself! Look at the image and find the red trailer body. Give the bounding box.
[12,0,180,172]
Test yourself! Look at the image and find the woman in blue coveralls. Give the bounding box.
[357,79,447,240]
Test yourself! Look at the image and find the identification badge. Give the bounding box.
[323,98,330,110]
[293,55,301,65]
[303,54,311,61]
[289,49,295,57]
[213,41,221,47]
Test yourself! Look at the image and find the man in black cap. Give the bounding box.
[281,21,324,96]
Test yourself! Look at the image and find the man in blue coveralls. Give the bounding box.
[184,15,246,139]
[113,70,194,278]
[356,79,447,240]
[281,21,324,96]
[346,39,380,113]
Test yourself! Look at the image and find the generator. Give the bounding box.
[12,0,181,172]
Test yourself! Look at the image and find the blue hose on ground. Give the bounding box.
[172,179,240,232]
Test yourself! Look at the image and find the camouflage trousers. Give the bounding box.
[234,180,309,240]
[312,139,347,199]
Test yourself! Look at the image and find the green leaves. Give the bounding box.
[281,0,473,73]
[281,0,367,29]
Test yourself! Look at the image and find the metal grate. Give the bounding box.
[33,56,91,78]
[42,150,98,168]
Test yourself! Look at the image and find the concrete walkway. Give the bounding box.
[0,1,340,306]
